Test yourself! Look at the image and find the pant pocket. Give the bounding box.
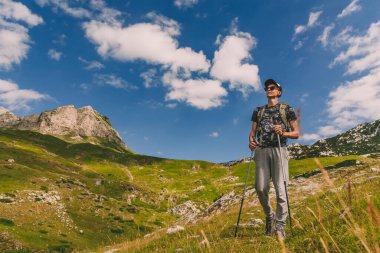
[284,148,290,161]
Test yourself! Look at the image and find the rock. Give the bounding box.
[200,239,207,246]
[217,176,239,183]
[0,105,127,149]
[95,179,103,185]
[218,159,244,167]
[7,159,15,163]
[193,185,205,192]
[103,249,119,253]
[79,230,84,234]
[240,218,263,227]
[370,167,380,172]
[175,248,183,252]
[192,164,201,170]
[166,225,185,234]
[204,188,256,217]
[169,201,201,223]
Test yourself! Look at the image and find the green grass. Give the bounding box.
[0,127,378,252]
[95,160,380,253]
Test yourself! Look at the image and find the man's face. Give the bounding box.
[265,85,281,98]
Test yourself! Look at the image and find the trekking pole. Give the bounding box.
[234,150,255,238]
[276,133,293,235]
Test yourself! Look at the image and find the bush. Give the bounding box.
[47,244,73,252]
[110,227,124,234]
[40,186,49,193]
[0,218,15,226]
[0,199,13,203]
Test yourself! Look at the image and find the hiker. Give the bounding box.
[249,78,299,240]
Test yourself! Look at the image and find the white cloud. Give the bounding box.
[294,25,306,35]
[318,125,341,136]
[0,1,43,70]
[323,21,380,133]
[79,83,90,91]
[300,93,309,104]
[308,11,323,27]
[36,0,122,24]
[326,67,380,129]
[329,26,353,51]
[53,34,66,45]
[294,40,304,50]
[48,49,62,61]
[301,133,321,141]
[318,23,335,47]
[174,0,199,9]
[162,71,227,110]
[146,12,180,36]
[0,0,43,26]
[337,0,361,19]
[0,20,30,70]
[35,0,91,18]
[82,20,210,73]
[294,11,323,37]
[78,56,104,70]
[94,74,137,90]
[233,118,238,125]
[0,79,49,111]
[209,131,219,138]
[166,103,177,108]
[330,21,380,75]
[89,0,122,25]
[210,21,261,97]
[140,68,158,88]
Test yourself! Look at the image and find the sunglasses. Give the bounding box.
[265,86,278,91]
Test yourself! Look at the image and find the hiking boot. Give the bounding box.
[276,225,286,241]
[265,213,275,235]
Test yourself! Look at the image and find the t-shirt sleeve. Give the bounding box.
[251,107,259,122]
[286,105,297,122]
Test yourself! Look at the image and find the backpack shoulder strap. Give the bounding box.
[279,102,289,129]
[256,105,266,142]
[257,105,266,125]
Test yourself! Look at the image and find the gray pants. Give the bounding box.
[254,146,289,226]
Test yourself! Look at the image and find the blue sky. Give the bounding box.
[0,0,379,162]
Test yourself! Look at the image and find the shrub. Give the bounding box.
[0,218,15,226]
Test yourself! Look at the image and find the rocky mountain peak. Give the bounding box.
[288,119,380,159]
[0,105,127,149]
[0,106,10,114]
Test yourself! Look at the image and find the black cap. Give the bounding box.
[264,78,283,96]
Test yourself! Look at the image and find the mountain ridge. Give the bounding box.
[288,119,380,159]
[220,119,380,166]
[0,105,127,150]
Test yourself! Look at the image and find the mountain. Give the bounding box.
[0,105,127,151]
[288,119,380,159]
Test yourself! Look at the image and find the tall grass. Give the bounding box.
[94,158,380,253]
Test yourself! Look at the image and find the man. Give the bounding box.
[249,78,299,240]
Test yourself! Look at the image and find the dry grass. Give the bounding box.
[96,158,380,253]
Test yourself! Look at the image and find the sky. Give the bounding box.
[0,0,379,163]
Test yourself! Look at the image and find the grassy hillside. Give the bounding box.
[89,157,380,253]
[0,128,378,252]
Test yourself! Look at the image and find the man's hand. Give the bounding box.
[249,139,259,150]
[273,124,284,136]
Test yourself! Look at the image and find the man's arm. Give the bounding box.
[282,120,299,139]
[249,121,259,150]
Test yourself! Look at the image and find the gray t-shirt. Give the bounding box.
[251,103,297,147]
